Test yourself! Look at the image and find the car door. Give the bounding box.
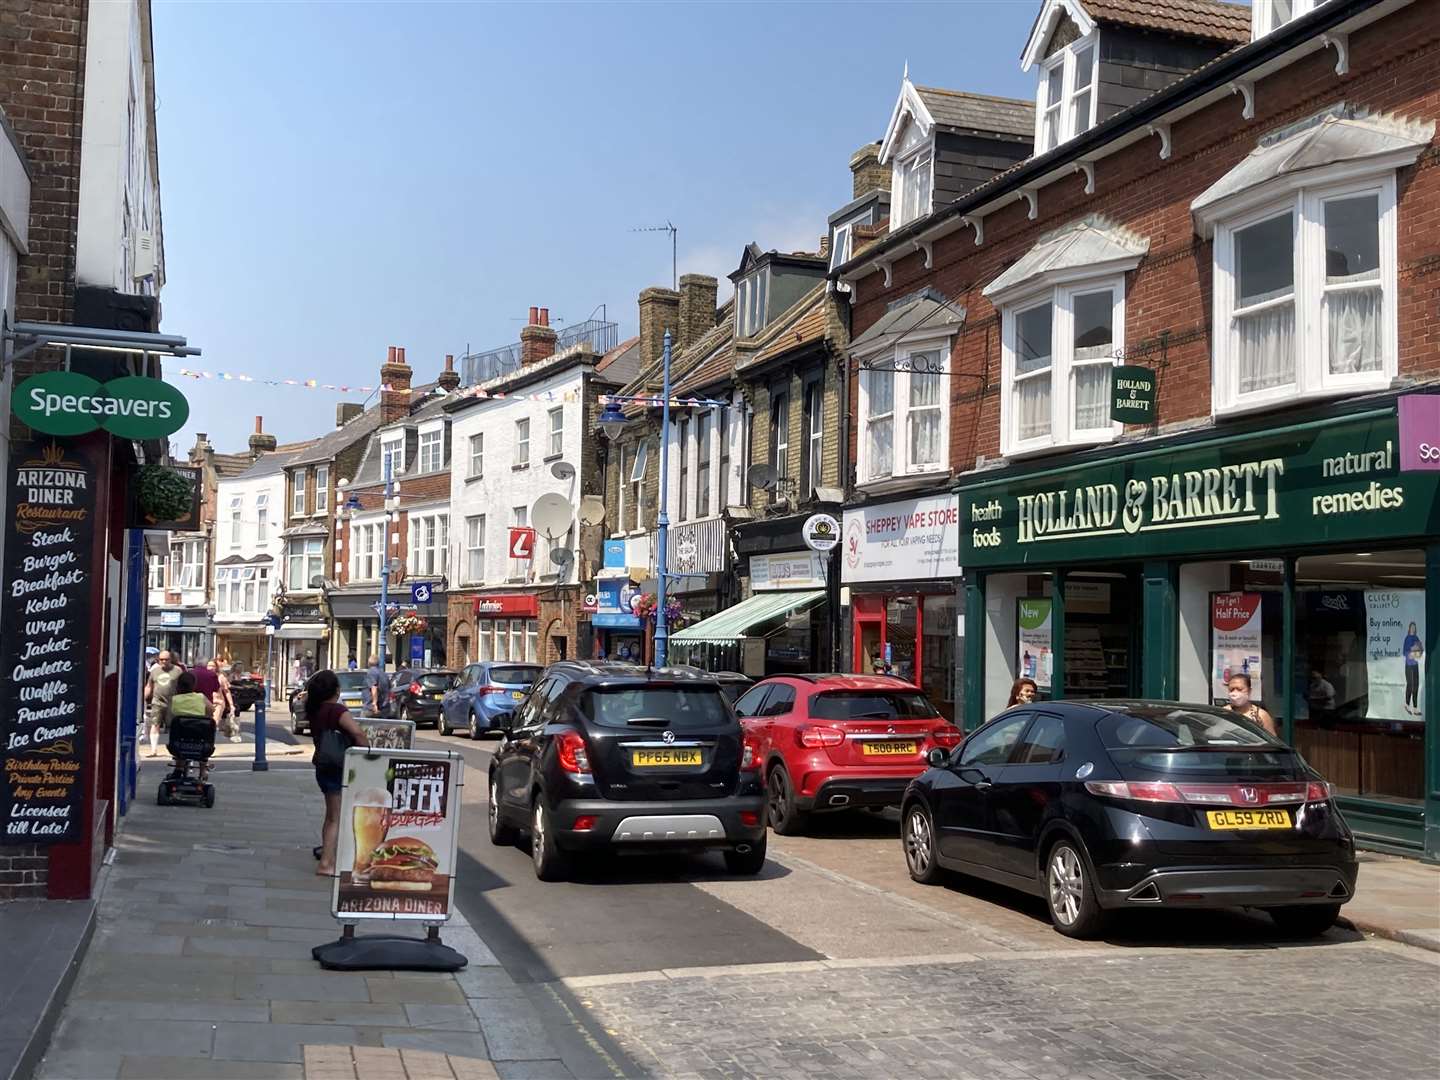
[932,712,1031,869]
[444,666,472,727]
[497,676,553,814]
[732,684,775,771]
[987,712,1068,884]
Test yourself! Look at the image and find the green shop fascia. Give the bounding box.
[955,401,1440,859]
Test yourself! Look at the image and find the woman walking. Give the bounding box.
[304,670,370,876]
[1224,673,1277,737]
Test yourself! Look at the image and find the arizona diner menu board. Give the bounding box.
[0,440,101,843]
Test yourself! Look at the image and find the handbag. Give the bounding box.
[313,710,353,770]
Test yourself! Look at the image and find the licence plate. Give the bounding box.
[631,748,702,767]
[511,690,524,700]
[861,741,917,757]
[1205,809,1292,830]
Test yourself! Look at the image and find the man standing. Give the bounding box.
[364,654,391,718]
[143,651,181,758]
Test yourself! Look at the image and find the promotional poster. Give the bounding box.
[1211,592,1264,703]
[1017,598,1054,691]
[1364,590,1425,721]
[332,748,463,921]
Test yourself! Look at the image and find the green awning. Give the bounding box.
[670,589,825,644]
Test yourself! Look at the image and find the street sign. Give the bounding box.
[508,527,535,560]
[410,582,433,604]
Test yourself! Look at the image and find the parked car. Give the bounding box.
[487,661,767,881]
[290,670,371,735]
[733,674,962,835]
[393,669,458,728]
[670,666,753,707]
[441,662,544,738]
[901,699,1357,939]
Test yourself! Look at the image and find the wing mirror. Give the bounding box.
[926,747,949,768]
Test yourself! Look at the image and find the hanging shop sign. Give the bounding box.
[958,410,1440,568]
[602,539,626,569]
[842,493,960,584]
[1211,592,1263,703]
[333,747,463,921]
[750,551,825,590]
[12,371,190,439]
[1017,598,1053,691]
[802,513,841,553]
[1110,366,1156,424]
[594,578,641,629]
[0,440,102,843]
[1397,394,1440,472]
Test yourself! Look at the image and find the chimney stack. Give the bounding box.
[637,286,681,369]
[380,344,414,424]
[437,353,461,392]
[677,274,719,352]
[336,402,363,428]
[850,141,888,199]
[519,306,557,365]
[248,415,277,459]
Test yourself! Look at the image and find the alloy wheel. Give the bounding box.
[488,777,500,831]
[470,713,480,740]
[532,803,547,873]
[1048,845,1084,927]
[904,808,932,876]
[767,770,788,829]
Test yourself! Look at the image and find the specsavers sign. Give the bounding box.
[843,493,960,583]
[12,371,189,439]
[958,410,1440,568]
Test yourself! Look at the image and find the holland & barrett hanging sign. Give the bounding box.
[959,410,1439,568]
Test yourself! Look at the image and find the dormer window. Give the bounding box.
[1036,34,1096,153]
[888,111,933,229]
[736,270,769,338]
[1253,0,1320,39]
[380,433,404,478]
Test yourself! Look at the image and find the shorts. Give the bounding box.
[314,764,344,795]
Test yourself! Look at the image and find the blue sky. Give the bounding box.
[155,0,1044,453]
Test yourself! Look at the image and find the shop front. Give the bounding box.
[472,593,541,664]
[956,401,1439,858]
[274,599,328,687]
[841,492,961,723]
[144,608,213,667]
[593,577,645,663]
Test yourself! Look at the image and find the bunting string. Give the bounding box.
[174,369,581,403]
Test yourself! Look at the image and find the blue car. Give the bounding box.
[440,662,544,739]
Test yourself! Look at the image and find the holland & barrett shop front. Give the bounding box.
[956,401,1440,858]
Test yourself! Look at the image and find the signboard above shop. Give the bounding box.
[957,409,1440,569]
[750,551,825,590]
[12,371,190,439]
[842,493,960,584]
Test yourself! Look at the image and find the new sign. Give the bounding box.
[13,371,189,439]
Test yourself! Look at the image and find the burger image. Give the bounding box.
[366,836,438,891]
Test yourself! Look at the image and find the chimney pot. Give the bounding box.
[396,346,406,365]
[540,307,549,327]
[444,353,454,372]
[254,416,263,434]
[529,306,539,326]
[387,345,397,364]
[437,353,461,391]
[519,305,558,365]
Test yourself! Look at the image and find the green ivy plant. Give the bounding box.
[137,465,194,523]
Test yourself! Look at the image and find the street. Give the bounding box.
[410,726,1440,1079]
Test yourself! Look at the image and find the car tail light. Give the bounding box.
[931,725,963,749]
[408,682,422,696]
[572,815,597,832]
[555,730,590,773]
[796,725,845,749]
[479,685,507,696]
[1306,780,1331,802]
[740,733,762,771]
[739,810,760,828]
[1085,780,1184,803]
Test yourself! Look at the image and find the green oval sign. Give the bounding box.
[12,371,190,439]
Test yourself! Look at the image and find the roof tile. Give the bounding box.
[915,87,1035,138]
[1081,0,1250,45]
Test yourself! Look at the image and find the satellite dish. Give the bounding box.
[747,464,778,491]
[578,495,606,527]
[551,461,575,481]
[531,492,574,539]
[549,548,575,571]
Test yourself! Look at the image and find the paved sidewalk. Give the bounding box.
[1341,850,1440,952]
[33,760,574,1080]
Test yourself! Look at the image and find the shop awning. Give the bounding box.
[275,622,327,640]
[670,590,824,645]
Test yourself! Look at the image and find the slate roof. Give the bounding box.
[849,291,966,356]
[229,443,316,481]
[1080,0,1250,45]
[737,283,831,373]
[286,382,438,467]
[982,215,1149,298]
[915,87,1035,139]
[211,452,255,478]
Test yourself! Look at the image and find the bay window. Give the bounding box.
[287,538,323,591]
[858,343,951,483]
[465,515,486,584]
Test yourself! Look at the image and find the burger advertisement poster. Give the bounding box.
[333,748,463,921]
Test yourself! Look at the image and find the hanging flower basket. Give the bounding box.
[390,612,428,637]
[136,465,195,524]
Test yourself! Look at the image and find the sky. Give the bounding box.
[154,0,1047,454]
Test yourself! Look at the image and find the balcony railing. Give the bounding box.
[460,319,620,387]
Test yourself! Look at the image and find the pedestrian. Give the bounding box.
[347,655,358,671]
[143,651,181,757]
[168,671,215,781]
[1007,676,1039,707]
[205,658,240,741]
[364,654,391,718]
[1402,621,1423,716]
[1224,673,1277,736]
[304,670,370,876]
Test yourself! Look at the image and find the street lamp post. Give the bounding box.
[378,460,394,674]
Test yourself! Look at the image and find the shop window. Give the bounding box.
[1295,550,1425,804]
[885,596,918,683]
[921,594,956,723]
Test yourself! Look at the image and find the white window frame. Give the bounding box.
[999,277,1125,458]
[1252,0,1318,39]
[255,492,269,543]
[1035,30,1099,154]
[408,512,448,577]
[515,417,530,468]
[290,472,305,517]
[1211,174,1397,416]
[856,337,954,485]
[616,443,630,534]
[314,465,329,515]
[804,381,823,497]
[229,494,243,549]
[469,432,484,479]
[629,440,648,530]
[736,270,769,338]
[464,515,486,584]
[547,407,564,458]
[695,410,713,518]
[286,539,322,591]
[349,519,385,582]
[829,223,853,272]
[179,539,205,589]
[380,433,405,479]
[417,427,443,474]
[148,555,165,591]
[893,146,933,228]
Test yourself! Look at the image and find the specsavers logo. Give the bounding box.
[12,371,189,439]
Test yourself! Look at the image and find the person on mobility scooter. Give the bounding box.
[158,671,217,808]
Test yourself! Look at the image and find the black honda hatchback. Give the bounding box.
[901,700,1357,938]
[487,662,768,881]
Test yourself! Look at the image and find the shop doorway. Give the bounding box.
[851,593,957,722]
[1015,571,1143,701]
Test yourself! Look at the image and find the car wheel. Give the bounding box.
[723,830,767,875]
[399,704,410,725]
[487,774,517,846]
[1266,903,1341,938]
[291,717,303,736]
[469,712,482,740]
[903,801,944,885]
[766,766,807,836]
[439,711,454,737]
[1045,839,1108,939]
[531,799,571,882]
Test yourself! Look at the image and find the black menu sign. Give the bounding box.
[1,439,99,843]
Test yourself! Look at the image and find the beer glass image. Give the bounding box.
[350,787,391,882]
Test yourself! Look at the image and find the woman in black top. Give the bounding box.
[304,670,370,876]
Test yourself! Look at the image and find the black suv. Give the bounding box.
[487,661,768,881]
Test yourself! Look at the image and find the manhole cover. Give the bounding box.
[192,841,254,855]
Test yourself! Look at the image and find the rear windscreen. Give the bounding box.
[490,666,542,686]
[1102,706,1296,775]
[810,692,939,721]
[580,687,734,730]
[418,674,455,689]
[336,673,368,690]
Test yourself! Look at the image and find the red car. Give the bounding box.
[732,674,962,835]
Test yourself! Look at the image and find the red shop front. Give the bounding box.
[851,592,958,722]
[471,593,541,664]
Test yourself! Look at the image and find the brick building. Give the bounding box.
[831,0,1440,856]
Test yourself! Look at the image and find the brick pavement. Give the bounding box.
[570,944,1440,1079]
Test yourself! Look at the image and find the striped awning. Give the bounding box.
[670,590,824,644]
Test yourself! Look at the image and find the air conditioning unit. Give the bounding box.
[131,229,156,281]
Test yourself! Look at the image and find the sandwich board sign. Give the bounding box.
[332,747,463,922]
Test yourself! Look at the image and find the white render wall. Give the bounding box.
[212,468,288,623]
[448,366,585,588]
